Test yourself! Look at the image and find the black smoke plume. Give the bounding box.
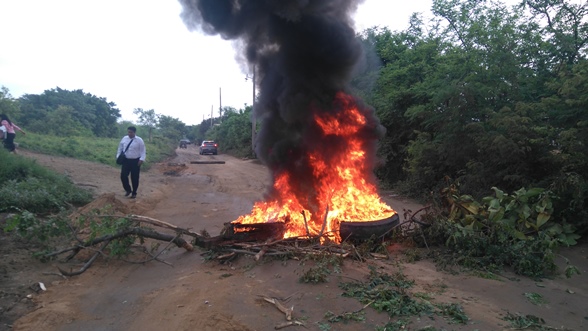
[179,0,385,208]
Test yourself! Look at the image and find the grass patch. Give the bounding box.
[524,292,548,305]
[17,132,176,169]
[0,149,92,213]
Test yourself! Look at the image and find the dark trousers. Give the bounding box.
[121,157,141,194]
[3,133,16,151]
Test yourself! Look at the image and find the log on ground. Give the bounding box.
[190,161,226,164]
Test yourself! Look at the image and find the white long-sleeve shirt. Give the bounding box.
[117,135,146,161]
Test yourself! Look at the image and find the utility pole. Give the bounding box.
[210,105,213,126]
[219,87,222,123]
[251,64,256,155]
[245,65,257,156]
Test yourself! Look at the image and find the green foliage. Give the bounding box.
[133,108,159,142]
[324,310,365,323]
[524,292,548,305]
[297,253,343,284]
[0,86,20,118]
[16,132,174,170]
[339,266,468,326]
[339,267,431,317]
[0,149,92,213]
[374,319,410,331]
[350,0,588,236]
[207,106,256,158]
[424,182,581,277]
[79,213,137,258]
[434,303,468,324]
[2,211,74,252]
[17,87,121,137]
[158,115,187,142]
[502,312,570,330]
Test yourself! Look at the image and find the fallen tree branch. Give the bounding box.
[48,227,193,262]
[301,210,310,238]
[317,204,329,238]
[128,214,203,238]
[58,240,111,276]
[120,232,183,266]
[326,300,374,323]
[255,245,269,261]
[261,296,293,321]
[275,320,305,329]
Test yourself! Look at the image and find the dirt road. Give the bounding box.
[7,147,588,330]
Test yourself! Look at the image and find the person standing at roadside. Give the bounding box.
[116,126,146,199]
[0,114,26,153]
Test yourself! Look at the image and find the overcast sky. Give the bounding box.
[0,0,432,126]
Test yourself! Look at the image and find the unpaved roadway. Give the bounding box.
[9,146,588,331]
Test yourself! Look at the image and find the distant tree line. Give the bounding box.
[17,87,121,137]
[0,87,192,145]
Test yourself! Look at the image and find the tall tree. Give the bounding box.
[158,115,186,142]
[524,0,588,67]
[133,108,159,142]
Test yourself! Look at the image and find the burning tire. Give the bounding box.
[339,213,400,242]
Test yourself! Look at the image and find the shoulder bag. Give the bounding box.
[116,139,134,165]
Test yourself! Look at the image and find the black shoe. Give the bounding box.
[124,191,132,197]
[130,193,137,199]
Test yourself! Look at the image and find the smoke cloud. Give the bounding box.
[179,0,385,206]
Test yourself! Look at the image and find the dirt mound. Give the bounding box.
[70,193,130,220]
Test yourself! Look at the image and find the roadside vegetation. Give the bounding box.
[16,131,175,170]
[0,148,92,213]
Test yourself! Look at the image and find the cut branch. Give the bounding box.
[261,296,293,321]
[58,240,111,276]
[127,214,203,238]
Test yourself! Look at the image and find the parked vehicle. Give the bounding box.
[199,140,218,155]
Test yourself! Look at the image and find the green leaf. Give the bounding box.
[536,212,551,228]
[525,188,544,198]
[491,187,504,200]
[513,230,527,240]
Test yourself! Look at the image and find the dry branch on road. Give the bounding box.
[48,214,196,277]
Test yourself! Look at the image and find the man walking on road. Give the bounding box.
[117,126,146,199]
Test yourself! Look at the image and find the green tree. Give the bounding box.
[396,0,554,196]
[536,59,588,233]
[524,0,588,67]
[18,87,121,137]
[44,105,85,136]
[133,108,159,142]
[0,86,20,119]
[349,0,588,233]
[158,115,186,142]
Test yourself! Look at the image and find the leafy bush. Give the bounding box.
[3,211,72,246]
[423,183,581,277]
[0,149,92,213]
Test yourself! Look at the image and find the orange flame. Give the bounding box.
[233,92,395,243]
